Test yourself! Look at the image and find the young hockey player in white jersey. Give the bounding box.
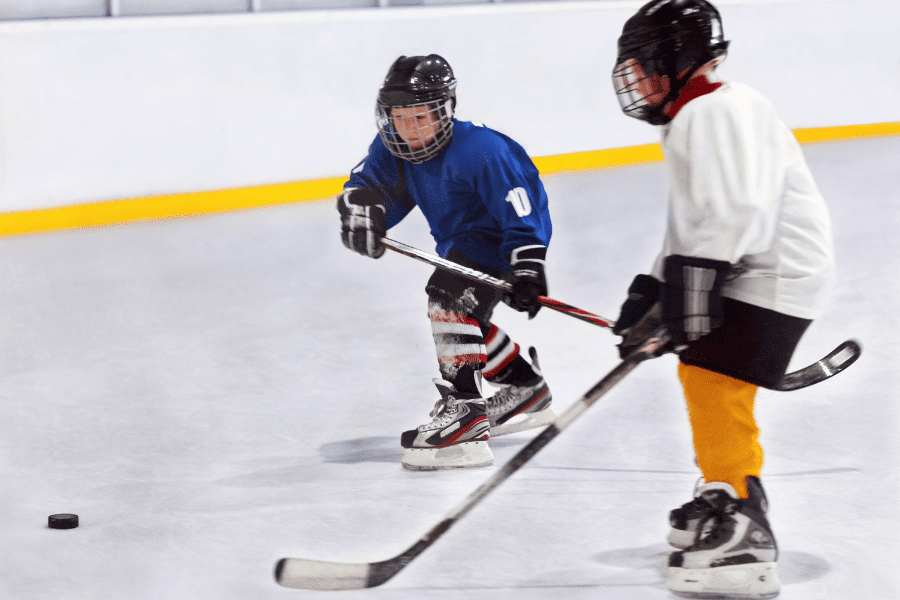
[610,1,833,598]
[338,55,555,471]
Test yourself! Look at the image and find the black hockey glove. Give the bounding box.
[337,187,386,259]
[613,274,662,359]
[507,245,548,319]
[661,254,731,347]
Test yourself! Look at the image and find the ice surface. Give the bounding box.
[0,135,897,599]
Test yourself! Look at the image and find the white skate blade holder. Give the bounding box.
[401,440,494,471]
[491,406,557,436]
[667,561,780,599]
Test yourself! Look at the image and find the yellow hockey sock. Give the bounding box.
[678,363,762,499]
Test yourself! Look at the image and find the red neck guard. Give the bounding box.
[668,76,723,121]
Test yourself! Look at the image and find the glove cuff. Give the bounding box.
[509,245,547,281]
[662,254,730,340]
[663,255,730,291]
[337,187,384,213]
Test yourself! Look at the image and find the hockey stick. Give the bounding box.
[274,327,672,590]
[775,339,861,391]
[381,237,615,329]
[381,237,861,392]
[273,342,862,591]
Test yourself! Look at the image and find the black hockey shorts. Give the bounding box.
[678,298,812,390]
[424,249,509,326]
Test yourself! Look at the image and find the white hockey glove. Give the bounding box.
[337,188,386,259]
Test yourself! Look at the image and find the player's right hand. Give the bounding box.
[337,188,386,259]
[613,274,662,358]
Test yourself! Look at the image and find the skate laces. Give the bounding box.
[673,495,713,522]
[671,478,719,523]
[486,385,521,415]
[421,397,466,430]
[691,493,738,548]
[486,377,544,416]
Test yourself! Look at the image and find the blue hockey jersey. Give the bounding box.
[344,120,552,273]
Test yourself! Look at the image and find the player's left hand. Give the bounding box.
[508,246,548,319]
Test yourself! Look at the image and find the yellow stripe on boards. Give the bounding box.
[532,143,664,176]
[792,121,900,144]
[0,177,347,237]
[1,122,897,237]
[533,122,900,175]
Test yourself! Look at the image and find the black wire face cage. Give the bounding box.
[376,99,455,164]
[613,57,656,124]
[612,36,679,126]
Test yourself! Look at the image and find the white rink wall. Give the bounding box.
[0,0,898,212]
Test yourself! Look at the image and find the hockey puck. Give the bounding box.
[48,514,79,530]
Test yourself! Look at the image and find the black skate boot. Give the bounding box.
[668,476,771,549]
[666,477,779,599]
[400,379,493,471]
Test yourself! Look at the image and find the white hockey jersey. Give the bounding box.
[650,81,834,320]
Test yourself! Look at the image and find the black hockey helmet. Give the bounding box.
[612,0,730,125]
[376,55,457,163]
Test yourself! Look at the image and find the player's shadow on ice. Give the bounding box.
[591,544,830,586]
[319,437,401,464]
[319,435,527,464]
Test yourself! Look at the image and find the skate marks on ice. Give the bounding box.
[529,465,860,478]
[765,467,860,479]
[211,435,533,487]
[318,434,529,464]
[208,444,854,490]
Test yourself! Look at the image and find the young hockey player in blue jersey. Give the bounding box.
[610,1,833,598]
[337,54,555,471]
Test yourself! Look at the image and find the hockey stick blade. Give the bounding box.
[273,329,668,590]
[776,339,861,391]
[274,557,390,591]
[381,237,615,329]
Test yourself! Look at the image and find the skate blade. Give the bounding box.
[667,562,780,599]
[491,406,557,436]
[401,441,494,471]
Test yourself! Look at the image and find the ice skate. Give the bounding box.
[485,375,554,436]
[485,347,555,436]
[400,379,493,471]
[666,478,780,599]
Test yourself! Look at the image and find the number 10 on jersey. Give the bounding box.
[506,187,532,217]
